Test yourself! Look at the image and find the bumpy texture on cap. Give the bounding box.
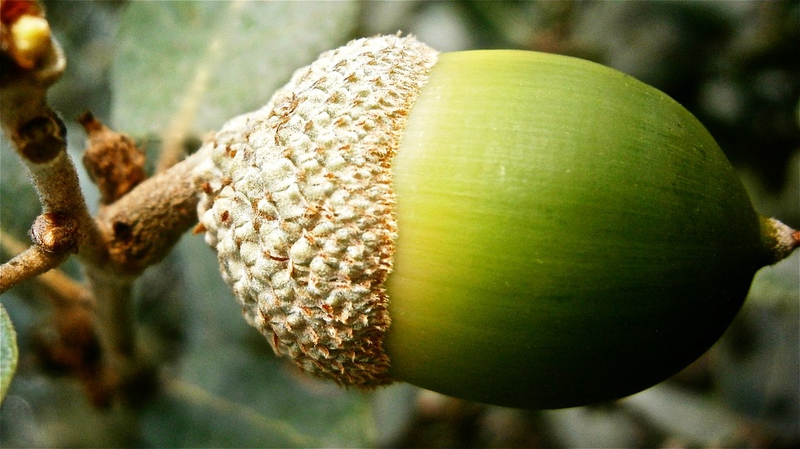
[196,35,438,387]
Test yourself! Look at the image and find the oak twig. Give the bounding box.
[0,238,70,293]
[76,126,210,407]
[0,4,208,408]
[93,145,210,275]
[0,228,87,305]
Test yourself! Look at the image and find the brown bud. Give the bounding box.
[30,211,78,254]
[79,111,146,204]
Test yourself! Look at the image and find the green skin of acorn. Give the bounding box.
[383,50,778,409]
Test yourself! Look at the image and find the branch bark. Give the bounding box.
[0,241,70,293]
[1,6,209,407]
[92,146,209,275]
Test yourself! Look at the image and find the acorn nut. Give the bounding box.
[196,35,800,409]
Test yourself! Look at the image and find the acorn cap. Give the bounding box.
[196,35,438,386]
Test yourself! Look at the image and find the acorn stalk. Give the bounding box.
[760,216,800,264]
[196,35,799,409]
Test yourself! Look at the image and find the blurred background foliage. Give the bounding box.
[0,1,798,447]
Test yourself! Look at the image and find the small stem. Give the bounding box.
[0,241,69,294]
[94,145,211,274]
[1,224,89,310]
[76,147,212,402]
[760,216,800,265]
[2,108,108,267]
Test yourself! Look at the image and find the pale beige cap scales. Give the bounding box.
[196,35,439,387]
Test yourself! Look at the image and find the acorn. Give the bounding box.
[195,35,799,409]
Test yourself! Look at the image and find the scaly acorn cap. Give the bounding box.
[197,35,437,387]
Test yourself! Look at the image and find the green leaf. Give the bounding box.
[0,303,19,403]
[111,1,358,138]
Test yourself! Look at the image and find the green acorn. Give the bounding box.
[196,35,799,409]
